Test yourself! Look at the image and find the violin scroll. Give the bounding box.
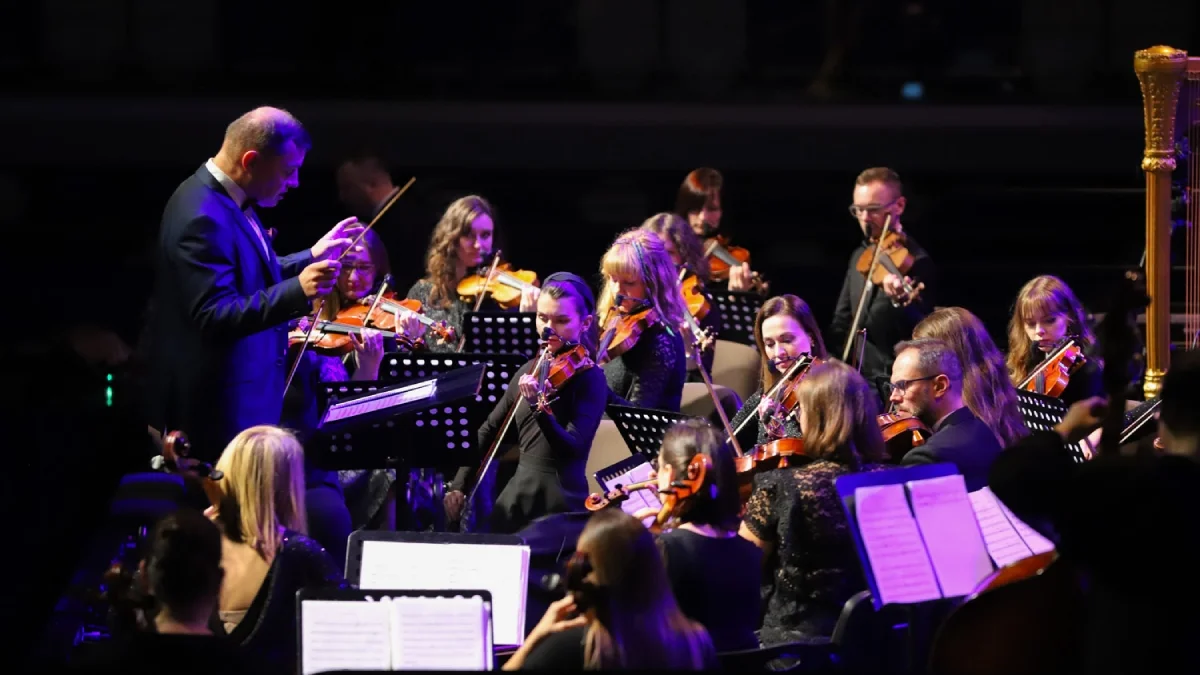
[583,479,658,511]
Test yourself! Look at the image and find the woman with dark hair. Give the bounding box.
[83,509,259,674]
[740,360,888,646]
[445,273,608,534]
[647,418,762,652]
[728,295,829,451]
[673,167,756,292]
[503,509,718,670]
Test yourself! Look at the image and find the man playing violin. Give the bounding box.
[145,106,364,462]
[888,338,1003,491]
[829,167,936,392]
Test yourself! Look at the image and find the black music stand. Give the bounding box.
[1015,390,1089,463]
[606,404,702,459]
[462,311,540,359]
[710,290,764,346]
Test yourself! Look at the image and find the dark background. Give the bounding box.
[5,0,1196,665]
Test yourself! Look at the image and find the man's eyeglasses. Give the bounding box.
[883,375,938,396]
[847,198,900,218]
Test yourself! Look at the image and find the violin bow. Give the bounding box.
[456,251,504,353]
[684,326,745,458]
[282,177,415,399]
[841,213,893,362]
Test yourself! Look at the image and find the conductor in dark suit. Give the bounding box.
[887,337,1002,491]
[146,106,365,461]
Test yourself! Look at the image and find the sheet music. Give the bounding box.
[995,495,1057,555]
[300,599,393,674]
[602,461,663,518]
[390,596,490,671]
[968,487,1034,567]
[359,540,529,647]
[854,484,943,605]
[906,475,995,597]
[324,380,438,422]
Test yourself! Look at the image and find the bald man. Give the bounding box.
[146,106,364,461]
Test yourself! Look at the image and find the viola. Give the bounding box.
[287,318,421,356]
[583,479,658,511]
[734,437,808,502]
[356,292,458,344]
[1018,337,1085,399]
[457,253,539,310]
[532,342,595,417]
[703,235,768,293]
[876,412,931,461]
[597,299,659,366]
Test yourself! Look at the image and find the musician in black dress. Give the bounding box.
[828,167,936,392]
[641,212,723,380]
[445,273,608,534]
[1006,274,1104,407]
[729,295,829,451]
[595,228,689,412]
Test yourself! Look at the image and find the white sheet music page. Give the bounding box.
[606,462,663,518]
[300,599,393,675]
[854,484,943,605]
[995,496,1057,555]
[358,540,530,647]
[906,475,995,597]
[968,487,1034,567]
[390,596,490,671]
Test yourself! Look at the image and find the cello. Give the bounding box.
[928,270,1149,675]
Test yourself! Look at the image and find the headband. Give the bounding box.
[542,272,596,315]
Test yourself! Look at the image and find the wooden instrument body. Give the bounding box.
[876,412,931,461]
[457,263,538,309]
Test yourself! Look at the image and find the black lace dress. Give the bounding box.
[742,458,886,646]
[602,322,687,412]
[222,530,347,674]
[728,387,803,451]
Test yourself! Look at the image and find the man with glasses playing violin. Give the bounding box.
[888,338,1002,491]
[829,167,937,396]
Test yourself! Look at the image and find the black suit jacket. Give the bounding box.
[829,234,936,385]
[900,406,1002,492]
[145,166,314,461]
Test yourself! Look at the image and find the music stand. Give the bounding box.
[309,363,487,471]
[1015,390,1089,463]
[462,311,540,359]
[711,290,764,346]
[605,404,701,459]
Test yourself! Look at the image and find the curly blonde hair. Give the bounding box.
[423,195,494,309]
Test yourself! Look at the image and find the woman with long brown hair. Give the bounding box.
[405,195,538,351]
[728,295,829,450]
[1006,274,1103,406]
[674,167,755,292]
[740,360,887,646]
[502,509,718,670]
[914,307,1029,448]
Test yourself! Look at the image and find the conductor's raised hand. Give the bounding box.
[299,259,341,299]
[311,217,365,261]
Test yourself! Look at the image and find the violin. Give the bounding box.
[154,430,224,508]
[680,270,711,322]
[1019,337,1085,399]
[597,298,659,366]
[703,235,768,293]
[876,412,931,461]
[583,479,658,511]
[649,453,711,534]
[734,437,808,502]
[532,342,595,417]
[288,318,422,356]
[729,355,821,443]
[457,252,539,310]
[355,292,457,344]
[855,220,926,304]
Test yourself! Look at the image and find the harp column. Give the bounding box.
[1134,46,1187,399]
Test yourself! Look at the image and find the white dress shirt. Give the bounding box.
[205,158,271,260]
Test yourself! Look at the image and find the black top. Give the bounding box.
[519,625,587,669]
[988,431,1200,675]
[729,387,803,450]
[900,406,1004,492]
[658,528,763,652]
[603,322,687,412]
[743,459,885,645]
[1023,350,1105,407]
[72,632,269,675]
[828,234,937,386]
[404,278,509,353]
[451,356,609,505]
